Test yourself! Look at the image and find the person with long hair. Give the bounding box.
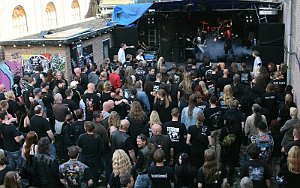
[102,81,115,103]
[127,101,148,152]
[114,88,129,119]
[143,110,161,137]
[108,149,132,188]
[61,114,74,160]
[144,81,154,111]
[108,111,121,136]
[21,131,38,186]
[178,72,192,99]
[2,171,22,188]
[198,81,210,101]
[181,94,202,129]
[219,84,234,110]
[5,91,18,118]
[186,112,212,169]
[175,153,197,188]
[245,104,268,140]
[278,94,297,125]
[153,89,172,124]
[278,146,300,188]
[197,149,228,188]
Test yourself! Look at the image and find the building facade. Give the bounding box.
[0,0,90,40]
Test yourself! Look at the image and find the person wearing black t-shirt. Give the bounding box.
[30,105,56,159]
[77,121,104,184]
[30,106,54,142]
[0,111,24,170]
[217,69,232,94]
[69,109,85,146]
[82,83,101,121]
[163,108,187,162]
[240,144,272,188]
[282,123,300,155]
[148,149,174,188]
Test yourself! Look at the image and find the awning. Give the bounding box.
[112,3,152,26]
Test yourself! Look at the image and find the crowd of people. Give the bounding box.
[0,48,299,188]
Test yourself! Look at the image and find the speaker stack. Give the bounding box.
[257,23,284,65]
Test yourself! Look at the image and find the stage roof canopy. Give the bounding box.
[112,0,282,25]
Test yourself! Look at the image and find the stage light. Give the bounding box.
[13,45,16,48]
[214,38,217,42]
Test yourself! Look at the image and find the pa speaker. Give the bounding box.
[257,45,284,65]
[125,27,138,46]
[113,27,126,48]
[258,23,284,46]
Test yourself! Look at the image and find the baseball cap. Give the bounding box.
[33,88,42,96]
[70,81,79,88]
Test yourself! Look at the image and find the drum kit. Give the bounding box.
[199,19,233,40]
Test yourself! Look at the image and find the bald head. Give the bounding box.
[120,119,130,131]
[223,69,229,76]
[87,83,95,92]
[102,101,111,111]
[74,67,81,76]
[151,123,162,135]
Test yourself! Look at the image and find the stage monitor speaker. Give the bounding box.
[258,23,284,46]
[113,27,138,48]
[257,45,284,65]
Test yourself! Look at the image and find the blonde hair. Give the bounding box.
[290,107,298,119]
[5,91,15,100]
[157,57,165,72]
[199,81,209,96]
[223,84,234,106]
[108,111,121,129]
[149,110,161,126]
[181,72,192,91]
[112,149,131,176]
[104,81,112,91]
[287,146,300,174]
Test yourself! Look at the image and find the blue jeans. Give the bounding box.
[135,174,151,188]
[49,143,56,160]
[5,149,23,170]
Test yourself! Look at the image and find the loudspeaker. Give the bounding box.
[171,47,184,63]
[112,27,138,47]
[258,23,284,46]
[113,28,126,48]
[125,27,138,46]
[257,45,284,65]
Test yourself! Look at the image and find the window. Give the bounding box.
[71,0,81,21]
[12,5,28,36]
[102,39,110,59]
[45,2,58,29]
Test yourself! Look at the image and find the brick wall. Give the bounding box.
[82,32,112,68]
[284,1,300,117]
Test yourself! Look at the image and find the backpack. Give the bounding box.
[252,134,274,160]
[221,127,236,147]
[209,110,224,129]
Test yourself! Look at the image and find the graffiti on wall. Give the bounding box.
[0,60,22,90]
[22,53,65,75]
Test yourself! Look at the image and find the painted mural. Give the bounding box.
[0,60,23,90]
[22,53,65,75]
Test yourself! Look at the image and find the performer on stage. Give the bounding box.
[193,29,207,61]
[224,28,235,61]
[252,50,262,78]
[118,43,134,64]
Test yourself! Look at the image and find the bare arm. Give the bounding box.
[186,134,192,146]
[208,135,213,146]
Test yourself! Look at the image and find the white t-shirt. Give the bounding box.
[118,48,126,64]
[253,56,262,77]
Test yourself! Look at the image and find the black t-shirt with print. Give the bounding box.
[163,121,187,155]
[148,165,174,188]
[240,159,272,188]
